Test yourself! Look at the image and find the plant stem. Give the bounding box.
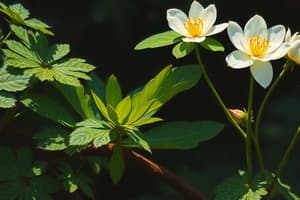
[254,62,291,138]
[195,47,246,139]
[252,135,265,175]
[245,76,254,185]
[267,126,300,199]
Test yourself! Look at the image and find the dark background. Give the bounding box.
[6,0,300,199]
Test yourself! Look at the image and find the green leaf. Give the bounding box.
[131,117,163,127]
[58,162,94,199]
[134,31,181,50]
[200,37,225,52]
[106,74,122,108]
[0,91,16,108]
[115,95,132,124]
[172,42,196,59]
[35,127,69,151]
[86,156,102,175]
[91,91,110,121]
[69,127,100,146]
[9,4,29,19]
[0,67,31,92]
[107,105,119,124]
[54,83,95,119]
[126,129,151,153]
[0,3,53,35]
[93,129,111,148]
[124,121,224,150]
[169,64,201,98]
[21,93,76,127]
[109,145,124,184]
[32,161,48,176]
[4,26,94,86]
[215,171,268,200]
[76,118,108,129]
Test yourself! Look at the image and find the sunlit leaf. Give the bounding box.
[35,127,69,151]
[126,129,151,153]
[0,91,16,108]
[135,31,181,50]
[172,42,196,59]
[106,74,122,108]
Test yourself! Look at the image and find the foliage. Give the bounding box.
[0,0,299,199]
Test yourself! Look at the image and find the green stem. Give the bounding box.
[267,126,300,199]
[195,47,246,139]
[245,76,254,185]
[254,63,291,138]
[252,135,265,175]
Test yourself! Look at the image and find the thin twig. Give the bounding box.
[85,144,208,200]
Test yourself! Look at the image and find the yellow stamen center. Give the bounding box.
[184,18,203,37]
[249,36,269,57]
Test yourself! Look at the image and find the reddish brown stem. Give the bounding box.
[85,144,208,200]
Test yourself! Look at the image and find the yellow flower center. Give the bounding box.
[185,18,203,37]
[249,36,269,57]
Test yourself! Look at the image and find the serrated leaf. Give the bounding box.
[4,26,94,86]
[69,127,100,146]
[126,129,151,153]
[106,74,122,108]
[135,31,181,50]
[0,91,16,108]
[93,130,111,148]
[109,145,124,184]
[21,93,76,127]
[215,171,268,200]
[200,37,224,52]
[124,121,224,150]
[47,44,70,62]
[76,118,108,129]
[35,127,69,151]
[172,42,196,59]
[0,2,53,35]
[0,67,31,92]
[9,4,29,20]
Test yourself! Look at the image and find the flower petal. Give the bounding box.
[182,36,206,43]
[199,4,217,35]
[226,50,253,68]
[227,21,248,53]
[244,15,267,41]
[260,42,289,61]
[267,25,285,53]
[167,9,190,37]
[285,28,291,42]
[188,1,204,18]
[206,23,228,36]
[250,61,273,88]
[288,40,300,64]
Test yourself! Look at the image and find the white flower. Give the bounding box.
[285,28,300,64]
[226,15,290,88]
[166,1,227,43]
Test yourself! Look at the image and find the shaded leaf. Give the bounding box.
[109,145,124,184]
[124,121,224,150]
[35,127,69,151]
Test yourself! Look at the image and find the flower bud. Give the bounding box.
[228,108,247,126]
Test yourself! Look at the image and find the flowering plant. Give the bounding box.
[0,0,299,199]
